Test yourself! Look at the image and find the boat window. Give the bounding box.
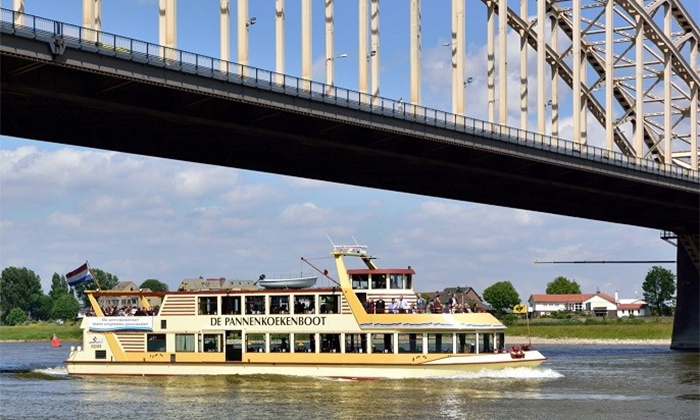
[245,296,265,315]
[203,334,222,352]
[147,333,166,352]
[428,333,453,353]
[198,297,218,315]
[496,332,505,352]
[175,333,195,352]
[293,295,315,314]
[479,333,494,353]
[222,296,241,315]
[371,333,393,353]
[390,274,403,289]
[398,333,423,353]
[371,274,387,290]
[345,333,367,353]
[320,294,339,314]
[294,333,315,352]
[270,333,290,352]
[352,274,369,290]
[456,333,476,354]
[246,333,265,352]
[270,295,290,314]
[320,333,341,353]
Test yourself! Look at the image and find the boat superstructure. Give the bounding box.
[65,245,545,378]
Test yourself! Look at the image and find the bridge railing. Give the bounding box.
[1,8,698,183]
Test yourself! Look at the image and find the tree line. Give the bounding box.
[0,264,676,325]
[478,265,676,317]
[0,266,169,325]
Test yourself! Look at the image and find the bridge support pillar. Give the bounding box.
[671,239,699,351]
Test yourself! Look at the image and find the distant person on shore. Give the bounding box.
[51,334,61,348]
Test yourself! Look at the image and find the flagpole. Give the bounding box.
[87,261,102,290]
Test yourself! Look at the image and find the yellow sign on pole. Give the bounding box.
[513,304,527,314]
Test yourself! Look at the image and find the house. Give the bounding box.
[97,281,162,310]
[616,299,650,317]
[422,286,492,312]
[528,292,618,318]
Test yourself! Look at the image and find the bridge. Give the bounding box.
[1,2,698,350]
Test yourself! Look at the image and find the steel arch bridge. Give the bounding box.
[485,0,698,171]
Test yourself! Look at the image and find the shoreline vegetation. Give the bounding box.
[0,317,674,345]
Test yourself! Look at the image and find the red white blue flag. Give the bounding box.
[66,262,94,287]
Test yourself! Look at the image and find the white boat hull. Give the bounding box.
[65,351,546,379]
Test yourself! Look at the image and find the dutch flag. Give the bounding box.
[66,262,94,287]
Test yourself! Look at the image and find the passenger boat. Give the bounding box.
[256,274,317,289]
[65,245,546,378]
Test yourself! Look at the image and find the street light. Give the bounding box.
[246,17,256,28]
[328,53,348,61]
[366,50,376,61]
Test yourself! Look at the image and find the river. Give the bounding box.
[0,341,697,419]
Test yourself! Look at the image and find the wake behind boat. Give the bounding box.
[256,274,317,289]
[65,244,546,379]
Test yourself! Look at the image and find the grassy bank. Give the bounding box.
[505,317,673,340]
[0,322,82,342]
[0,317,674,342]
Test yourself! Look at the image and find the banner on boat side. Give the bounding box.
[88,317,153,332]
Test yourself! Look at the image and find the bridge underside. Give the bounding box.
[1,35,698,349]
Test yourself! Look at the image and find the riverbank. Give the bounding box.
[505,336,672,346]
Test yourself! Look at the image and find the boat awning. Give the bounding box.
[347,268,415,275]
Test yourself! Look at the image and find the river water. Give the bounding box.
[0,341,697,419]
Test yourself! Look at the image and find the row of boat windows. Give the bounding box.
[350,274,412,290]
[197,295,340,316]
[144,331,506,355]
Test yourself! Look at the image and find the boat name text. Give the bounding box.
[211,316,327,327]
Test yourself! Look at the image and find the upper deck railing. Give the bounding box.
[2,8,698,184]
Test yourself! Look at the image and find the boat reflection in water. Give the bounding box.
[65,244,546,378]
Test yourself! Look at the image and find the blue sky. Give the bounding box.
[0,0,684,301]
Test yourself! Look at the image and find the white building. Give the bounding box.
[528,292,618,318]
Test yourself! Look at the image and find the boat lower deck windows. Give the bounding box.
[270,333,290,352]
[203,334,222,352]
[175,334,195,352]
[345,333,367,353]
[428,333,453,353]
[398,333,423,353]
[371,333,393,353]
[320,333,341,353]
[147,333,166,352]
[198,297,218,315]
[457,333,476,353]
[246,333,265,352]
[222,296,241,315]
[294,333,315,352]
[95,350,107,360]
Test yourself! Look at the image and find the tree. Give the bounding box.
[72,267,119,303]
[140,279,169,292]
[5,308,27,326]
[34,294,54,321]
[642,266,676,316]
[546,276,582,294]
[0,267,44,323]
[52,294,81,321]
[483,281,520,314]
[48,272,70,301]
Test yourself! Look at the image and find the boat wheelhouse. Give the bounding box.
[65,245,546,378]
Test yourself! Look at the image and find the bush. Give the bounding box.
[500,314,519,325]
[5,308,27,326]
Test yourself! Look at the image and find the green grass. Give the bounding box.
[506,317,673,340]
[0,317,675,342]
[0,321,83,341]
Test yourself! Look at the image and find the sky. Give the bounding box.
[1,0,689,302]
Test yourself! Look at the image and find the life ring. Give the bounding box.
[509,345,524,359]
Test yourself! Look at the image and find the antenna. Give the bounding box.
[326,235,336,247]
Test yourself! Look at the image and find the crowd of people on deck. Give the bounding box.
[363,292,488,314]
[84,305,160,316]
